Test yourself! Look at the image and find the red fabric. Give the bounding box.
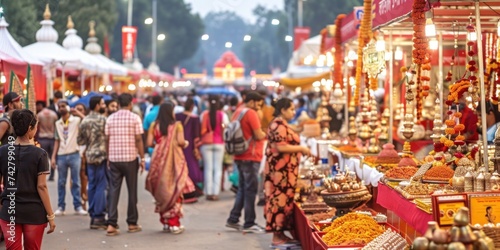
[377,182,433,235]
[0,219,46,250]
[460,106,479,143]
[1,61,47,102]
[292,204,327,250]
[160,215,180,227]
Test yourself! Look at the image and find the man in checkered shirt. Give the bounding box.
[105,93,145,236]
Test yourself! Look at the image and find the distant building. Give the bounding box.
[213,51,245,83]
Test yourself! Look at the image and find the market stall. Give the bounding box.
[290,0,500,249]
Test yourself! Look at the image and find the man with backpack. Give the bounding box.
[225,91,266,233]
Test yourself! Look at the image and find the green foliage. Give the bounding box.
[285,0,363,35]
[181,11,247,75]
[2,0,38,46]
[3,0,117,48]
[111,0,204,73]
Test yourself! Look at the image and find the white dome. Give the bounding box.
[0,17,9,28]
[62,28,83,49]
[35,19,58,43]
[85,37,101,54]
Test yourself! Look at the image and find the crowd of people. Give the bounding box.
[0,88,324,249]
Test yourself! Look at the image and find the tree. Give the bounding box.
[245,5,290,74]
[111,0,203,73]
[2,0,39,46]
[284,0,363,35]
[3,0,118,48]
[182,11,248,75]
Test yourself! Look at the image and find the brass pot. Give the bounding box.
[412,237,429,250]
[454,207,470,227]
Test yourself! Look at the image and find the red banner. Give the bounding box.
[372,0,412,30]
[294,27,311,51]
[122,26,138,62]
[340,7,363,44]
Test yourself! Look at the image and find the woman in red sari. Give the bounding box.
[264,98,311,247]
[146,102,190,234]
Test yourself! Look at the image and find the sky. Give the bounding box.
[184,0,284,23]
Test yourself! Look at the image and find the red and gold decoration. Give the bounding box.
[411,0,430,121]
[334,14,345,88]
[353,0,373,107]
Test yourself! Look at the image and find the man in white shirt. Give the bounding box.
[51,100,88,216]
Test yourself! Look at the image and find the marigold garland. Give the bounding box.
[411,0,429,121]
[353,0,373,106]
[334,14,345,89]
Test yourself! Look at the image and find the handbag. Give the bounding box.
[201,112,214,145]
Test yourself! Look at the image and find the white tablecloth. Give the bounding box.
[329,148,384,187]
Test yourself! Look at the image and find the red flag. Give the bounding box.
[104,33,110,57]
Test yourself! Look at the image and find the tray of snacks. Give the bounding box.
[384,166,419,180]
[413,198,433,214]
[306,209,336,223]
[421,162,454,182]
[318,213,387,248]
[393,182,440,200]
[421,178,450,184]
[362,228,409,250]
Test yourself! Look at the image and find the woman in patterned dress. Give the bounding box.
[146,102,190,234]
[264,98,311,246]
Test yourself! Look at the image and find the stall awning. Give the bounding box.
[374,1,500,32]
[278,71,330,89]
[372,0,413,30]
[340,7,363,44]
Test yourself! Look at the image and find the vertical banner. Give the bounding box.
[294,27,311,51]
[122,26,138,62]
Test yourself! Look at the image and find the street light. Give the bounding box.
[201,34,209,40]
[243,35,251,41]
[225,42,233,48]
[285,35,293,42]
[157,34,165,41]
[271,19,280,25]
[147,0,159,72]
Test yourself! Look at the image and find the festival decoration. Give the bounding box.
[25,65,36,114]
[411,0,430,121]
[353,0,373,107]
[9,71,23,97]
[334,14,345,88]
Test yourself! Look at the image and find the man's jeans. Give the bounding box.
[87,161,108,220]
[57,152,82,210]
[227,160,260,228]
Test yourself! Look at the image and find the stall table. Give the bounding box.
[377,182,433,239]
[293,203,328,250]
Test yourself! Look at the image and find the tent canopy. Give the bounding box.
[0,17,43,65]
[69,91,112,108]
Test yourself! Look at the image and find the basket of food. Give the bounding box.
[320,187,372,211]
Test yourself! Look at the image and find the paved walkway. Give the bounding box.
[0,172,271,250]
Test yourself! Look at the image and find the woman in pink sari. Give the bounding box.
[146,102,190,234]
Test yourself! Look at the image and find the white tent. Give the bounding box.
[62,16,110,74]
[84,24,128,77]
[0,17,42,65]
[23,7,80,65]
[22,5,81,98]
